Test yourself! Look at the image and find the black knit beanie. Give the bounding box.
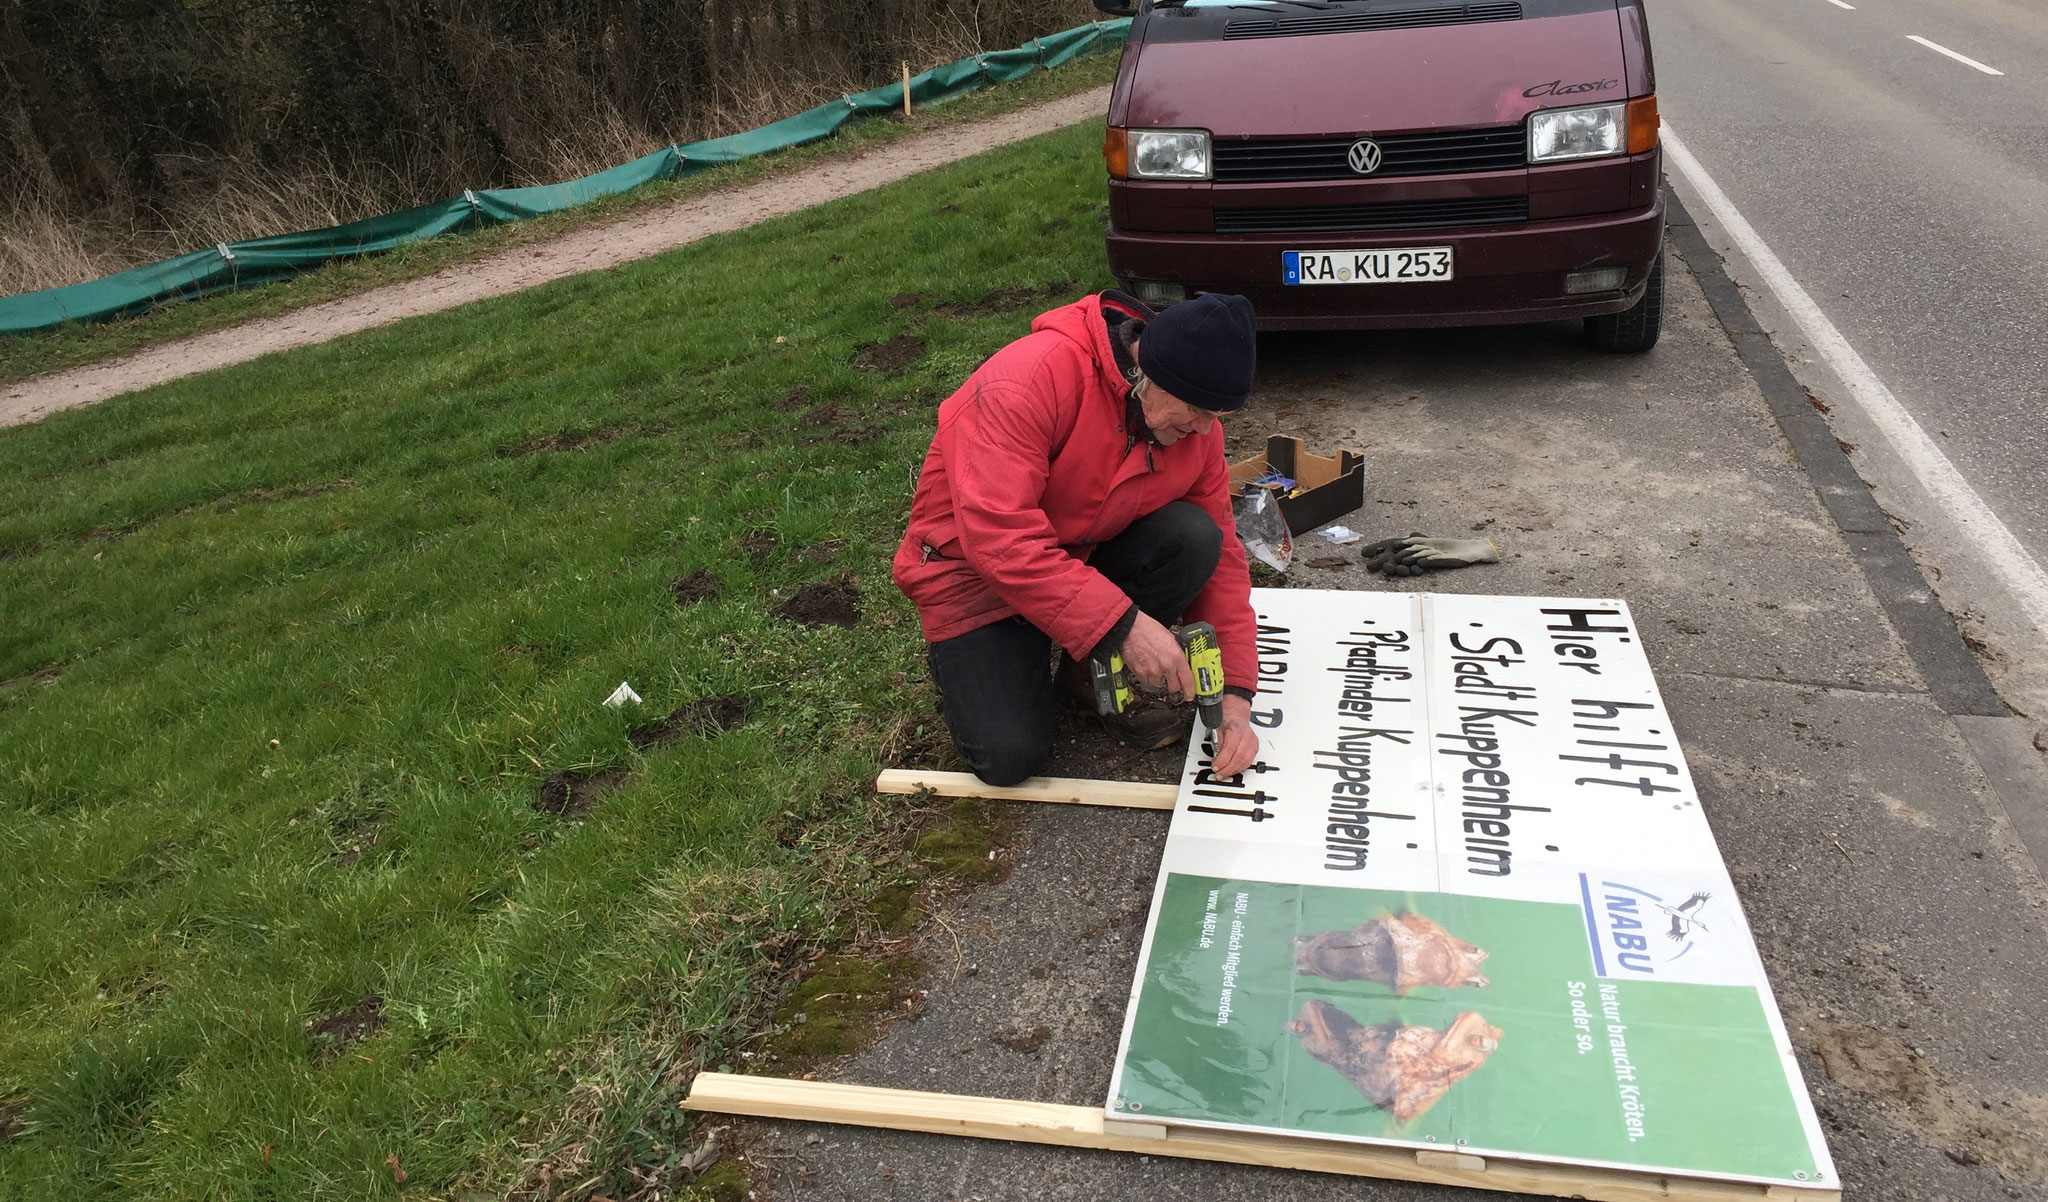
[1136,293,1257,412]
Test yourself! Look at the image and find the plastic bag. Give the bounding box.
[1232,487,1293,571]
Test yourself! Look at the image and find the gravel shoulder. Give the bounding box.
[732,241,2048,1201]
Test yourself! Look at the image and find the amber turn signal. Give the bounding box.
[1102,126,1129,179]
[1626,95,1659,156]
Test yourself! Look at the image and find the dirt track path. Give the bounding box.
[0,87,1111,430]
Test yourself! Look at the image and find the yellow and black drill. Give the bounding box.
[1090,621,1226,731]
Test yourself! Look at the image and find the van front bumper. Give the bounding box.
[1106,195,1666,331]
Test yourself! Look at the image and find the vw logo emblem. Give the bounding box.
[1347,139,1384,175]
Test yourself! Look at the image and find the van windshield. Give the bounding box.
[1160,0,1612,6]
[1138,0,1619,42]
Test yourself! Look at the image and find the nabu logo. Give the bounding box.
[1579,875,1721,977]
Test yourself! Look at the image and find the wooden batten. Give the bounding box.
[684,1073,1839,1202]
[873,769,1177,810]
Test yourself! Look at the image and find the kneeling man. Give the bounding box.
[892,291,1263,785]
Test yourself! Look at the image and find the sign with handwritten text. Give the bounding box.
[1105,590,1835,1190]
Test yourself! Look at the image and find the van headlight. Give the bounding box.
[1130,130,1212,180]
[1528,103,1625,163]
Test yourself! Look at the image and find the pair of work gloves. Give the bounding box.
[1361,533,1501,578]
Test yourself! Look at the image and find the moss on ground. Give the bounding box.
[761,954,922,1069]
[684,1160,751,1202]
[757,798,1015,1069]
[868,876,925,934]
[908,798,1006,885]
[864,798,1012,934]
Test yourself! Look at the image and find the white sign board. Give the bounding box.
[1107,589,1835,1189]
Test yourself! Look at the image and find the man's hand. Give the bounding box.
[1209,693,1260,778]
[1120,611,1196,698]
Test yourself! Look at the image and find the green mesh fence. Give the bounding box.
[1,19,1129,337]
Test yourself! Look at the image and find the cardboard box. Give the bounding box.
[1229,435,1365,536]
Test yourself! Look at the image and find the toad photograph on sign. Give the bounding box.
[1292,910,1492,991]
[1106,590,1835,1190]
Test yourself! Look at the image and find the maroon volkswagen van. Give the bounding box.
[1094,0,1665,350]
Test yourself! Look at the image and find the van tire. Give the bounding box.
[1583,251,1664,353]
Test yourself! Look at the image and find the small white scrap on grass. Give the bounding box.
[1318,525,1362,545]
[603,682,643,708]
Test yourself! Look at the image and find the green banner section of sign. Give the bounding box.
[1116,874,1821,1183]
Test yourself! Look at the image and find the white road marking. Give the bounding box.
[1662,126,2048,638]
[1906,35,2005,75]
[1826,0,1855,10]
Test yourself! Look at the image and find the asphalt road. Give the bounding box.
[1647,0,2048,706]
[1650,0,2048,544]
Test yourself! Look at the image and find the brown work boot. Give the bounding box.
[1055,655,1190,750]
[1054,653,1098,713]
[1101,703,1189,750]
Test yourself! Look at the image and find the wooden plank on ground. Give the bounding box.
[683,1074,1839,1202]
[874,769,1176,810]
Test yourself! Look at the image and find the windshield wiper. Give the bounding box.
[1156,0,1343,10]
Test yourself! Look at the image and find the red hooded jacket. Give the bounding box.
[891,293,1258,695]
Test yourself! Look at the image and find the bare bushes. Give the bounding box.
[0,193,130,296]
[0,0,1098,292]
[0,146,426,295]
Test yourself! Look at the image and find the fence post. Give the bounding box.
[214,241,238,289]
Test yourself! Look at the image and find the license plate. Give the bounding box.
[1282,247,1454,285]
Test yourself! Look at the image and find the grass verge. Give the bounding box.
[0,114,1113,1200]
[0,51,1117,386]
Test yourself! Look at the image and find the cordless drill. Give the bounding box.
[1090,621,1226,732]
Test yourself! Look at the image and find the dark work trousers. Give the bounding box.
[926,501,1224,786]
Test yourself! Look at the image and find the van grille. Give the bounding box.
[1213,195,1529,235]
[1212,128,1526,182]
[1222,2,1522,40]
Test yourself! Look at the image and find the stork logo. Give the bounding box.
[1578,875,1720,978]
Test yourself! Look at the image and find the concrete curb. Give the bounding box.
[1662,186,2005,721]
[1665,183,2046,879]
